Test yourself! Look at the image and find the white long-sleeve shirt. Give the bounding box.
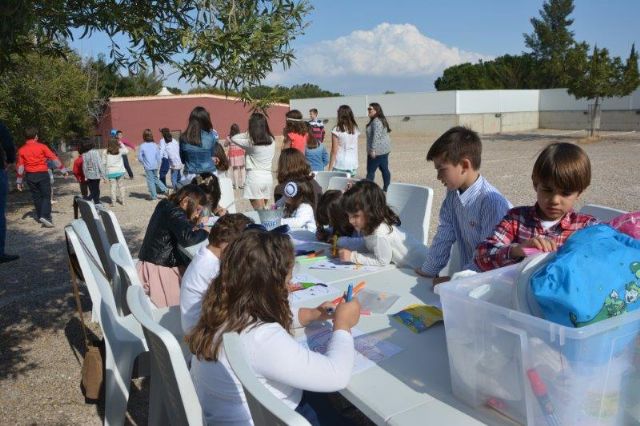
[180,246,220,334]
[165,139,183,169]
[229,133,275,172]
[349,223,428,269]
[190,324,354,425]
[281,203,317,233]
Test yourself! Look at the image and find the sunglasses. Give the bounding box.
[245,223,290,234]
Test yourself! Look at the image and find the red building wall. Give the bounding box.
[96,94,289,146]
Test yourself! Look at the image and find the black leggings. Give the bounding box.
[84,179,101,204]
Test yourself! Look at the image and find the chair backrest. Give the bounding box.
[219,177,237,213]
[579,204,627,222]
[327,176,355,191]
[386,182,434,245]
[222,333,311,426]
[313,171,349,192]
[76,198,114,280]
[127,285,204,426]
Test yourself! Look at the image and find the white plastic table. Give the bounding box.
[293,268,511,425]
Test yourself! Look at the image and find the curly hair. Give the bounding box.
[186,230,295,361]
[284,109,310,135]
[208,213,254,246]
[316,189,355,237]
[341,180,399,235]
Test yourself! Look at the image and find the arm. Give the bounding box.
[281,204,315,230]
[43,145,67,173]
[328,133,339,170]
[321,146,329,168]
[474,214,518,272]
[138,146,145,164]
[419,196,456,276]
[166,211,209,247]
[15,148,24,184]
[348,232,393,266]
[229,133,254,153]
[337,236,366,251]
[121,138,135,149]
[252,324,354,392]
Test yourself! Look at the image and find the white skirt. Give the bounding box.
[243,170,273,200]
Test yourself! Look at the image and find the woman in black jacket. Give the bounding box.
[137,184,209,307]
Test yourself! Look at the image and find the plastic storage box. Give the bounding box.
[438,263,640,426]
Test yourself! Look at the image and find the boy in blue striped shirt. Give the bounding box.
[415,126,511,284]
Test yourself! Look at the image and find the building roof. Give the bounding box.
[109,92,289,107]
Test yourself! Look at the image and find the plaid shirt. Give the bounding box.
[474,205,599,271]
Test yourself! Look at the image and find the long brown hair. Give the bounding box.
[186,230,295,361]
[107,137,121,155]
[276,148,313,184]
[342,180,400,235]
[366,102,391,133]
[183,106,214,146]
[284,179,316,217]
[213,143,229,172]
[336,105,358,134]
[168,184,207,225]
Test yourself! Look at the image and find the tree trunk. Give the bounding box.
[589,96,601,137]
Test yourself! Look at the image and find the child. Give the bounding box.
[104,137,127,206]
[338,180,427,269]
[315,189,364,252]
[227,112,275,210]
[138,128,168,200]
[186,229,361,425]
[223,123,246,189]
[475,142,598,271]
[192,173,227,217]
[180,213,254,333]
[283,109,310,153]
[415,126,511,284]
[16,126,68,227]
[81,138,105,204]
[308,108,325,144]
[72,139,90,198]
[281,180,317,232]
[305,131,329,172]
[158,131,170,186]
[212,142,230,179]
[275,148,323,207]
[137,184,209,307]
[162,127,182,189]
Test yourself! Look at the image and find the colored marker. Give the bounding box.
[331,234,338,257]
[526,369,561,426]
[346,284,353,302]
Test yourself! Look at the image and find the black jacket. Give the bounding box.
[138,199,208,267]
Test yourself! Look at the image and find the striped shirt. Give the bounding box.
[420,175,511,276]
[474,205,599,272]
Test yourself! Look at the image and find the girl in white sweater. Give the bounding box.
[281,180,317,232]
[338,180,427,269]
[104,137,127,206]
[187,229,361,425]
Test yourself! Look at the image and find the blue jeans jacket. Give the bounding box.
[180,130,218,175]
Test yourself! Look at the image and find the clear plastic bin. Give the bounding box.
[256,207,284,230]
[438,264,640,425]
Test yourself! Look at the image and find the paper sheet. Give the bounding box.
[299,325,403,375]
[309,259,383,272]
[289,273,341,305]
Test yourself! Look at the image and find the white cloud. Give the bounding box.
[266,23,491,91]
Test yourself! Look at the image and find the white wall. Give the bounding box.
[367,92,456,115]
[539,88,640,111]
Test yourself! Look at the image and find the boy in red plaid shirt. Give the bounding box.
[474,142,598,271]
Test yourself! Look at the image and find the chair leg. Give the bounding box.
[103,349,135,426]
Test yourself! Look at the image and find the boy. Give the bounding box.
[180,213,253,333]
[308,108,325,144]
[137,128,168,200]
[16,127,68,227]
[415,126,511,284]
[475,142,597,271]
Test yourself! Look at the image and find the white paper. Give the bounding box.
[289,273,340,305]
[299,325,403,375]
[309,259,383,272]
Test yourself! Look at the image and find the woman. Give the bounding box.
[228,112,275,210]
[328,105,359,177]
[179,106,218,185]
[365,103,392,191]
[137,184,209,307]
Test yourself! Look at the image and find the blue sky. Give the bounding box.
[70,0,640,95]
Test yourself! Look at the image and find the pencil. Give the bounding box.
[331,234,338,257]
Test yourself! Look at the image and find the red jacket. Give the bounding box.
[16,139,66,183]
[72,156,85,183]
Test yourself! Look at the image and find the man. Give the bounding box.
[0,121,19,263]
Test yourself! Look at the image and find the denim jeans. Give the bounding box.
[294,391,353,426]
[170,168,181,189]
[25,172,52,221]
[144,169,167,199]
[0,169,7,255]
[366,153,391,191]
[122,153,134,178]
[159,157,170,186]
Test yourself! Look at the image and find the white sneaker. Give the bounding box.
[39,217,55,228]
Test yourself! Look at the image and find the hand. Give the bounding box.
[214,206,227,216]
[16,183,23,191]
[338,248,352,262]
[520,237,558,254]
[63,172,69,179]
[333,299,361,331]
[298,302,336,326]
[369,150,376,159]
[316,228,329,242]
[433,276,451,286]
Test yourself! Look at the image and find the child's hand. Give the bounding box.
[333,298,361,331]
[16,183,23,191]
[338,248,352,263]
[433,276,451,286]
[214,206,227,216]
[520,237,558,254]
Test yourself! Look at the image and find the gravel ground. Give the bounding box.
[1,129,638,425]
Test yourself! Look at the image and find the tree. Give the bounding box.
[167,87,183,95]
[0,53,93,145]
[0,1,311,104]
[568,44,640,136]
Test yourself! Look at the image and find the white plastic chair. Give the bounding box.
[127,285,205,426]
[439,242,461,277]
[327,176,356,191]
[223,333,311,426]
[66,223,148,426]
[76,198,115,280]
[313,171,349,192]
[219,177,237,213]
[386,182,434,245]
[579,204,627,222]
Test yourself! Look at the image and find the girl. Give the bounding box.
[228,112,275,210]
[137,184,209,307]
[315,189,361,245]
[365,103,392,191]
[72,138,90,198]
[305,128,329,172]
[82,138,105,204]
[281,180,317,232]
[223,123,246,189]
[187,230,361,425]
[162,127,183,189]
[104,137,127,206]
[192,173,227,219]
[138,129,168,200]
[283,109,310,153]
[338,180,427,268]
[328,105,359,177]
[179,106,218,184]
[275,148,322,207]
[213,142,230,179]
